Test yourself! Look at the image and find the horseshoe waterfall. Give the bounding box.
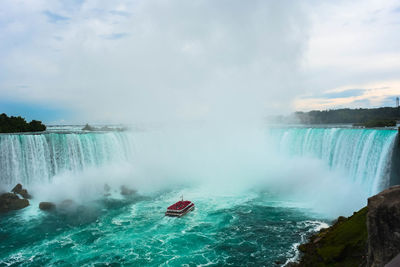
[0,126,398,266]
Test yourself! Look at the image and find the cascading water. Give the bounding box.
[267,127,398,195]
[0,127,397,195]
[0,132,134,187]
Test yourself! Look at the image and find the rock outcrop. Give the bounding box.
[11,183,32,199]
[120,185,136,196]
[57,199,78,213]
[0,192,29,213]
[367,185,400,267]
[39,202,56,211]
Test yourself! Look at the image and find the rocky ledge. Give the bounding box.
[11,183,32,199]
[293,185,400,267]
[39,201,56,211]
[0,184,31,213]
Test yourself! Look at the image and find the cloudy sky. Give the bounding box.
[0,0,399,124]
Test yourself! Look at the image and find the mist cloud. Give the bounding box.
[0,0,309,123]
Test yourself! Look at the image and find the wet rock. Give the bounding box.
[59,199,75,208]
[367,185,400,266]
[104,184,111,193]
[39,202,56,211]
[56,199,80,213]
[120,185,136,196]
[11,183,31,199]
[18,189,31,199]
[11,183,22,193]
[0,192,29,213]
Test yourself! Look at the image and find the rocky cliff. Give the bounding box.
[367,185,400,266]
[293,185,400,267]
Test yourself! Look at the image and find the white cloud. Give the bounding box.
[0,0,310,123]
[301,0,400,101]
[295,80,400,110]
[0,0,399,123]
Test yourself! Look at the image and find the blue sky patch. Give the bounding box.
[109,10,131,17]
[320,89,366,99]
[43,10,70,23]
[381,96,399,107]
[0,99,72,124]
[102,33,129,40]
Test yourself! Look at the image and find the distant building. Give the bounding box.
[397,97,399,107]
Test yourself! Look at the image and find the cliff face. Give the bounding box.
[294,185,400,267]
[367,185,400,266]
[390,134,400,186]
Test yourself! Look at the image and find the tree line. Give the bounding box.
[0,113,46,133]
[293,107,400,126]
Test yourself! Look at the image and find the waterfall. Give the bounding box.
[0,132,134,187]
[0,127,398,196]
[268,127,398,195]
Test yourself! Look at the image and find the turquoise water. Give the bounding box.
[0,190,328,266]
[0,126,397,266]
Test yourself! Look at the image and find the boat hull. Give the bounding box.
[165,204,195,217]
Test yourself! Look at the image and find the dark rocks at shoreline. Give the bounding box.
[39,202,56,211]
[0,184,31,213]
[0,192,29,213]
[11,183,32,199]
[367,185,400,266]
[120,185,136,196]
[58,199,77,212]
[39,199,85,213]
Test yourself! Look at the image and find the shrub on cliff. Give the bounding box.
[295,207,368,266]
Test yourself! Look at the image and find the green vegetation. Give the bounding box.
[294,107,400,125]
[296,207,368,267]
[0,113,46,133]
[357,119,396,128]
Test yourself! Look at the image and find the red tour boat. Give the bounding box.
[165,196,195,217]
